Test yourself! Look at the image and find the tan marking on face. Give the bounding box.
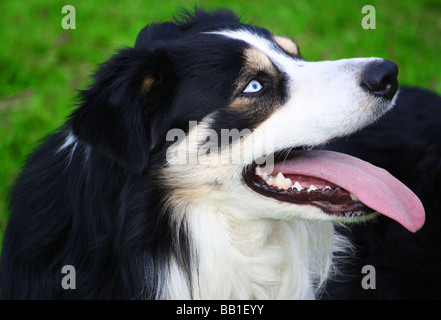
[229,96,259,116]
[272,35,299,56]
[141,75,155,95]
[244,48,275,74]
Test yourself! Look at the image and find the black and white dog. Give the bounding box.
[0,9,431,299]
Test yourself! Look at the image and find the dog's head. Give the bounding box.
[70,9,424,232]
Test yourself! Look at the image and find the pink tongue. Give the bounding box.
[270,150,425,232]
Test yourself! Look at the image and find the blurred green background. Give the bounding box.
[1,0,440,249]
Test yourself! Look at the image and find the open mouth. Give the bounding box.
[242,147,425,232]
[243,149,374,218]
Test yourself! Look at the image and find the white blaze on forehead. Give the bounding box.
[206,29,385,86]
[272,35,299,56]
[206,29,303,72]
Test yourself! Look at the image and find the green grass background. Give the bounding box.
[1,0,440,250]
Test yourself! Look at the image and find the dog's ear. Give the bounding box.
[70,32,179,175]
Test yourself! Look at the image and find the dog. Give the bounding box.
[0,8,426,299]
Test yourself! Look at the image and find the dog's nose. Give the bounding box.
[361,60,398,99]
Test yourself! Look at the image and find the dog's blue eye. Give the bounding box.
[243,80,263,93]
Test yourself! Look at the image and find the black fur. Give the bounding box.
[324,87,441,299]
[0,9,250,299]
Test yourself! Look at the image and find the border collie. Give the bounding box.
[0,9,425,299]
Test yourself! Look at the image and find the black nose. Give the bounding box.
[361,60,399,99]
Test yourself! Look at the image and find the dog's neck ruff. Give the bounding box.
[159,203,337,299]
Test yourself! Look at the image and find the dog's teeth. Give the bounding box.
[262,174,335,193]
[261,172,293,190]
[266,176,274,186]
[284,178,293,188]
[272,172,292,189]
[272,172,284,187]
[293,181,304,191]
[277,172,285,178]
[350,193,360,202]
[255,166,262,176]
